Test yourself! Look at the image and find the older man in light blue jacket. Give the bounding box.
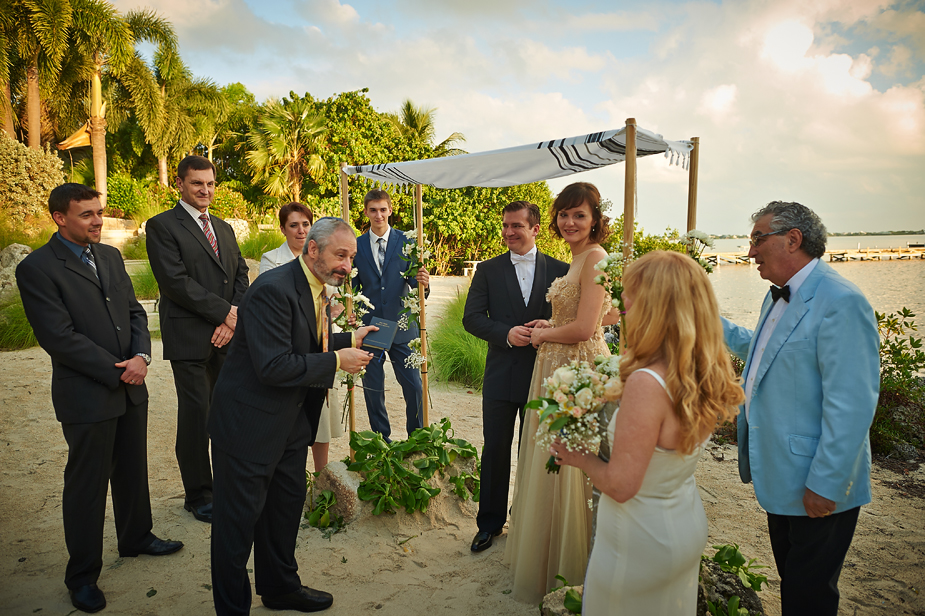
[722,201,879,616]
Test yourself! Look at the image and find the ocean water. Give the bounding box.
[711,259,925,330]
[707,234,925,254]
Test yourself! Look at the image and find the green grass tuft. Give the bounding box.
[240,230,285,261]
[0,292,39,350]
[130,263,159,300]
[428,288,486,390]
[122,236,148,260]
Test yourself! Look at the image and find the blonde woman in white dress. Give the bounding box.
[258,202,344,471]
[552,251,744,614]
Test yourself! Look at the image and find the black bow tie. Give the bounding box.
[770,285,791,303]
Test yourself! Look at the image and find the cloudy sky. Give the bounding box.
[112,0,924,235]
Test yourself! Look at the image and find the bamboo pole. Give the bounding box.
[686,137,700,232]
[621,118,637,355]
[339,163,356,461]
[415,184,429,428]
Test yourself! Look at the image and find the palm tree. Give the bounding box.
[387,99,465,157]
[245,95,327,203]
[142,45,227,185]
[69,2,175,204]
[6,0,73,149]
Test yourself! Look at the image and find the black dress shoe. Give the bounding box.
[69,583,106,613]
[471,528,503,552]
[120,537,184,558]
[184,501,213,523]
[262,586,334,612]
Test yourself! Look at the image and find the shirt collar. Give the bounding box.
[55,232,88,258]
[784,258,818,295]
[298,255,326,301]
[511,245,538,261]
[179,199,208,219]
[370,226,391,243]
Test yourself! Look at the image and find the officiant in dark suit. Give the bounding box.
[462,201,569,552]
[146,155,250,524]
[17,184,182,613]
[208,217,376,615]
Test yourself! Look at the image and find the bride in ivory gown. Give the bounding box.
[552,251,744,614]
[503,182,618,603]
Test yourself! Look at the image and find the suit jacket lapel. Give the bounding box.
[384,229,403,274]
[175,204,224,271]
[525,252,549,318]
[294,261,319,344]
[92,245,111,293]
[356,233,378,280]
[751,263,825,391]
[52,236,101,288]
[501,252,527,322]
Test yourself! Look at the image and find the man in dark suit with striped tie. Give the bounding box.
[208,217,376,615]
[146,156,250,524]
[17,184,183,613]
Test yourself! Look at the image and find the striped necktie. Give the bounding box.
[81,247,99,279]
[377,237,386,273]
[199,214,220,258]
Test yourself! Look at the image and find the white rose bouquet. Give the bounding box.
[678,229,714,274]
[525,359,622,474]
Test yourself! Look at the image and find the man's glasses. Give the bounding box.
[748,229,786,247]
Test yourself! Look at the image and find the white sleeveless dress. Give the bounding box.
[582,368,708,615]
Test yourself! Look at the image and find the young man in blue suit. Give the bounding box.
[352,189,430,441]
[722,201,879,616]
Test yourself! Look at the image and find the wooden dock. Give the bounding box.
[705,247,925,265]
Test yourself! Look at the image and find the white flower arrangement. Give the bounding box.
[399,228,432,277]
[525,359,622,474]
[403,337,426,370]
[398,288,420,331]
[678,229,715,274]
[593,251,626,311]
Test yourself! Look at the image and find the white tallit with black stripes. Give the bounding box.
[343,126,692,189]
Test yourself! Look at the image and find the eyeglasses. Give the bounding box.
[748,229,786,247]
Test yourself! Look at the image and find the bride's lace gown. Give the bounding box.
[503,248,610,603]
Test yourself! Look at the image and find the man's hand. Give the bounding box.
[347,313,357,328]
[212,323,234,348]
[803,488,836,518]
[337,348,373,373]
[507,325,533,347]
[354,325,379,348]
[224,305,238,331]
[525,319,550,329]
[416,267,430,289]
[115,355,148,385]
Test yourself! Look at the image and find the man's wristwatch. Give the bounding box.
[135,353,152,366]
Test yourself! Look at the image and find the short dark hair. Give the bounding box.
[278,202,314,228]
[363,189,392,208]
[549,182,611,244]
[48,183,101,217]
[751,201,827,258]
[303,217,353,255]
[503,201,541,228]
[177,155,216,180]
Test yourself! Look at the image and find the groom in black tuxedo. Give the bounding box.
[463,201,569,552]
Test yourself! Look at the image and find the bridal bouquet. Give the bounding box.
[525,359,622,473]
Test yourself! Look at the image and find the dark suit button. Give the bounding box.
[297,402,302,407]
[116,326,121,331]
[223,279,228,284]
[105,297,110,302]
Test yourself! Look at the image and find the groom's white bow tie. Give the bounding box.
[511,252,535,264]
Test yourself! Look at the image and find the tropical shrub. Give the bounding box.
[0,134,65,232]
[240,229,285,261]
[428,289,487,390]
[0,292,39,350]
[106,173,149,218]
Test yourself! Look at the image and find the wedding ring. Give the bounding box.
[130,380,135,384]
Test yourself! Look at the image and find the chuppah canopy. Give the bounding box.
[342,126,693,189]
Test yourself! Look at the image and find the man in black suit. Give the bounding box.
[17,184,183,613]
[208,217,376,615]
[462,201,569,552]
[146,155,250,523]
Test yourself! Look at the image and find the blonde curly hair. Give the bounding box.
[618,251,744,454]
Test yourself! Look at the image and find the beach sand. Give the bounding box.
[1,278,922,615]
